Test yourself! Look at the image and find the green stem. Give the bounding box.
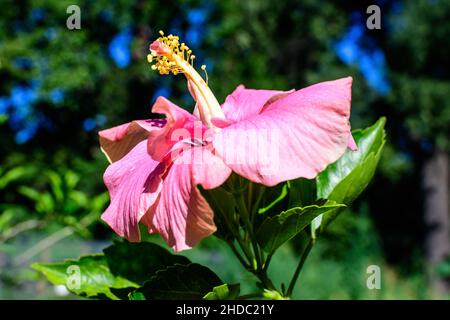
[236,192,261,270]
[262,251,274,271]
[251,185,266,219]
[221,177,279,295]
[247,182,253,212]
[228,240,250,269]
[285,238,314,297]
[228,225,254,267]
[213,190,254,266]
[251,185,266,265]
[253,269,277,292]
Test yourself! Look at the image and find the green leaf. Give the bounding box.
[0,166,36,190]
[36,193,55,215]
[317,117,386,203]
[129,291,146,300]
[110,287,139,300]
[256,200,345,253]
[64,170,80,189]
[258,183,288,214]
[103,240,190,285]
[129,263,223,300]
[0,114,8,125]
[18,186,42,202]
[90,192,109,212]
[32,255,137,300]
[287,178,317,208]
[45,170,64,203]
[69,190,89,207]
[263,289,286,300]
[316,118,386,229]
[32,241,192,299]
[203,283,240,300]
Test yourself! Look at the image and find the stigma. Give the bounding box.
[147,31,224,129]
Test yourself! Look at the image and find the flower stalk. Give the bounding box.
[285,237,314,298]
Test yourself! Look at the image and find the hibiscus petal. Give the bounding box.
[101,141,164,242]
[147,148,217,252]
[213,77,353,186]
[99,119,166,163]
[347,134,358,151]
[148,96,198,161]
[210,117,235,129]
[191,145,232,189]
[221,85,293,123]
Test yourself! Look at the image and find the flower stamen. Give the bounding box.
[201,65,208,85]
[147,31,225,129]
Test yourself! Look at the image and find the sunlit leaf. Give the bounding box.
[256,200,345,253]
[203,283,240,300]
[316,117,386,229]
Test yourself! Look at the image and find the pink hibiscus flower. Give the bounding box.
[99,32,355,251]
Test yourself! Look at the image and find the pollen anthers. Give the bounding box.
[147,31,197,76]
[147,30,225,129]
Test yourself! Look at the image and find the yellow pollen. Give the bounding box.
[148,31,200,77]
[148,30,225,128]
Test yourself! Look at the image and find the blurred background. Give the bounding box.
[0,0,449,299]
